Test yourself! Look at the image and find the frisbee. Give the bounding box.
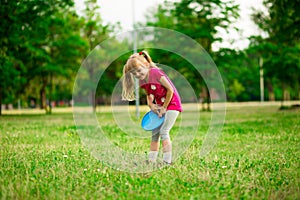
[141,111,165,131]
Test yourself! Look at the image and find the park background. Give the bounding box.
[1,0,299,114]
[1,0,299,199]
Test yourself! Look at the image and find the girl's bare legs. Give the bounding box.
[160,111,178,164]
[162,139,172,152]
[148,141,159,162]
[150,141,159,151]
[162,139,172,164]
[148,111,179,164]
[148,140,172,164]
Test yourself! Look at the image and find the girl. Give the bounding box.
[122,50,182,165]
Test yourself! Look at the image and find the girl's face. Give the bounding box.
[131,65,149,80]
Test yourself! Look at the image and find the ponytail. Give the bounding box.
[122,64,135,101]
[139,50,157,68]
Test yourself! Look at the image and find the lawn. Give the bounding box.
[0,104,299,199]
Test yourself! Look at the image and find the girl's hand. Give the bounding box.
[150,104,159,114]
[158,106,166,118]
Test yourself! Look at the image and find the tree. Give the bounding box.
[145,0,240,110]
[41,8,88,114]
[0,0,88,115]
[252,0,300,106]
[0,0,32,115]
[80,0,113,112]
[215,48,260,101]
[22,0,87,114]
[0,58,21,115]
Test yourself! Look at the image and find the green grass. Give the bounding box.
[0,105,299,199]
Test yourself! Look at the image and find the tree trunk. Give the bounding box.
[90,91,96,113]
[206,86,211,111]
[296,80,300,100]
[0,90,2,116]
[47,73,53,114]
[200,87,207,111]
[267,80,275,101]
[281,83,286,108]
[284,89,290,101]
[40,77,51,114]
[40,86,46,109]
[200,86,210,111]
[206,39,212,111]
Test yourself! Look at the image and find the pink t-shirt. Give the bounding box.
[140,68,182,112]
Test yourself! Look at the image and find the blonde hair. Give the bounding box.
[122,50,157,101]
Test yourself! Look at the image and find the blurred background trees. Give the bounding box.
[0,0,299,115]
[251,0,300,106]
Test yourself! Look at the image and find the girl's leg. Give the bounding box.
[148,141,159,162]
[148,127,160,162]
[150,141,159,151]
[162,139,172,164]
[160,110,179,164]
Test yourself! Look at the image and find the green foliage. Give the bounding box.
[0,58,21,105]
[82,0,111,50]
[0,0,89,114]
[215,48,261,101]
[0,0,118,114]
[1,0,299,115]
[228,79,245,101]
[251,0,300,101]
[147,0,240,51]
[144,0,240,106]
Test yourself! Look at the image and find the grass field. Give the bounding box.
[0,104,299,199]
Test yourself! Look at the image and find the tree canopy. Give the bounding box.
[251,0,300,105]
[0,0,299,115]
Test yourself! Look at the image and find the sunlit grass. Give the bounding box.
[0,104,299,199]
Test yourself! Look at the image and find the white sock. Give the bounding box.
[163,152,172,164]
[148,151,158,162]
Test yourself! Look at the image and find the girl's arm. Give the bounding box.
[147,94,159,114]
[159,76,174,117]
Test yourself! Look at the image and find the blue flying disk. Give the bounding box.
[141,111,165,131]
